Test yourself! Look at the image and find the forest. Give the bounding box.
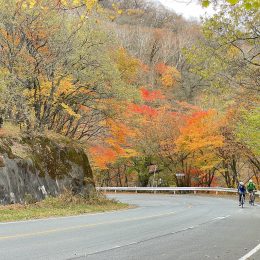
[0,0,259,189]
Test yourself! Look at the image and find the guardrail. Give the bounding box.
[97,186,260,196]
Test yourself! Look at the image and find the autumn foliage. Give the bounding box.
[0,0,258,189]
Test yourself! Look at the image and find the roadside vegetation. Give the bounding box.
[0,191,129,222]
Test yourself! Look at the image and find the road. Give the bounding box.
[0,194,260,260]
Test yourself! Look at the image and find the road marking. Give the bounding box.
[73,226,199,259]
[212,215,230,221]
[0,211,176,241]
[239,243,260,260]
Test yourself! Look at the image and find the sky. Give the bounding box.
[157,0,215,20]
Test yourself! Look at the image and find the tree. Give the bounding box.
[0,0,140,142]
[175,110,224,186]
[236,107,260,156]
[202,0,260,10]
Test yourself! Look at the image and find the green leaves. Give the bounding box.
[226,0,239,5]
[201,0,260,9]
[236,107,260,156]
[202,0,210,7]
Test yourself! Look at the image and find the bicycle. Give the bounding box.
[249,190,256,206]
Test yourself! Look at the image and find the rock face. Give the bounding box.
[0,136,95,204]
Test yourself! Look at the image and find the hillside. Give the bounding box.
[0,0,258,196]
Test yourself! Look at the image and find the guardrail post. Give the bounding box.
[115,190,117,193]
[216,191,218,195]
[173,191,176,195]
[194,191,196,194]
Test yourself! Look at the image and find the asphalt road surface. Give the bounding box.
[0,194,260,260]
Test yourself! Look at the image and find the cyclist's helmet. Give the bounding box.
[249,179,253,183]
[239,181,244,185]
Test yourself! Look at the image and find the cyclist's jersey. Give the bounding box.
[238,184,246,194]
[247,183,256,192]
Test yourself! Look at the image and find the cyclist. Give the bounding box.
[247,179,256,205]
[238,181,246,206]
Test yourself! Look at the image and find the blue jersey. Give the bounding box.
[238,184,246,194]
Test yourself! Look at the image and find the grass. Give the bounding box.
[0,192,129,223]
[0,122,21,139]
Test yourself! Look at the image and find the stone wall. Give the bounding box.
[0,136,95,204]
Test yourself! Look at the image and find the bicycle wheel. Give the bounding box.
[241,195,245,208]
[252,193,255,206]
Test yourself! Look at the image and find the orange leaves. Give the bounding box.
[155,62,168,75]
[89,119,138,169]
[79,105,90,113]
[89,145,117,169]
[106,119,132,144]
[176,109,224,171]
[177,109,224,152]
[155,62,181,88]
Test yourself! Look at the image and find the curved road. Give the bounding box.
[0,194,260,260]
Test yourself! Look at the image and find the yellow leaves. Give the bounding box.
[29,0,36,8]
[72,0,81,5]
[61,103,81,119]
[155,63,181,88]
[126,9,144,16]
[121,148,139,158]
[85,0,98,12]
[111,2,123,16]
[161,74,175,88]
[109,15,116,21]
[60,0,68,6]
[55,78,76,97]
[112,48,141,83]
[23,80,52,101]
[227,46,239,58]
[20,0,36,9]
[18,0,99,14]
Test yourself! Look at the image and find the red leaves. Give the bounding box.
[140,87,164,101]
[130,104,158,117]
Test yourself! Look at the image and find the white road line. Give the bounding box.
[239,243,260,260]
[212,215,230,221]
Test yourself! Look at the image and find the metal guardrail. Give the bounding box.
[97,186,260,196]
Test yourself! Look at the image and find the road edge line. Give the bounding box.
[239,243,260,260]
